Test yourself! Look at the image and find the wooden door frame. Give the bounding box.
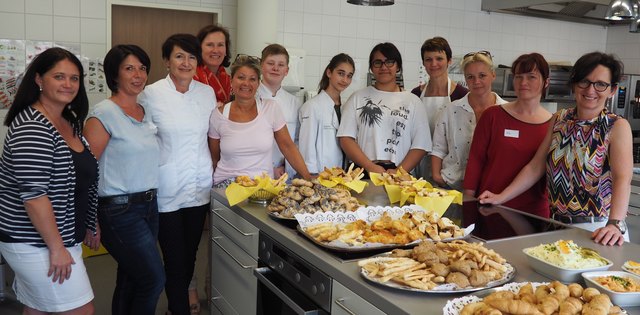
[106,1,221,50]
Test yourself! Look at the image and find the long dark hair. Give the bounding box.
[196,24,232,68]
[318,53,355,94]
[369,42,403,72]
[4,47,88,135]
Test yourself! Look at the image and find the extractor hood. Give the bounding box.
[481,0,630,26]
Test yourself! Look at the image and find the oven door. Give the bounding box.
[254,267,329,315]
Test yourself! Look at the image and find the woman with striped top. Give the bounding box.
[0,48,99,313]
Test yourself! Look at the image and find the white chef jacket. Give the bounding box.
[430,92,507,190]
[257,83,301,177]
[139,75,215,213]
[298,90,342,173]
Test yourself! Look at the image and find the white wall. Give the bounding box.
[606,25,640,74]
[0,0,608,101]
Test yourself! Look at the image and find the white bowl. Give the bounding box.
[582,271,640,307]
[522,248,612,283]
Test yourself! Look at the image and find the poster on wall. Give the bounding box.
[0,39,106,108]
[0,39,26,108]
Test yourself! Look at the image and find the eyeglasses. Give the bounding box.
[576,79,611,92]
[233,54,261,66]
[371,59,397,68]
[463,50,493,60]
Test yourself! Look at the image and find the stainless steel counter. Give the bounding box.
[210,186,640,314]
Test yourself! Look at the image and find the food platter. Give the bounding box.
[443,282,547,315]
[359,252,516,294]
[295,206,473,252]
[296,224,421,253]
[443,281,628,315]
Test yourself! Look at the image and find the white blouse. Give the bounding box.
[139,75,215,213]
[430,92,507,189]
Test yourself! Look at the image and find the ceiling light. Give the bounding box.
[605,0,639,20]
[347,0,394,6]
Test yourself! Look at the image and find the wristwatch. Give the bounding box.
[606,219,627,234]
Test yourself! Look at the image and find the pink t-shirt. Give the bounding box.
[209,98,286,185]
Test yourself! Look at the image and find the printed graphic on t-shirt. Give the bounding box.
[356,96,410,156]
[357,97,385,126]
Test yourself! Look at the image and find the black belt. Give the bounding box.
[98,189,157,205]
[552,214,607,224]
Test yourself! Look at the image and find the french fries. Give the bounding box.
[358,257,438,290]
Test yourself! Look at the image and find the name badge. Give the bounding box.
[504,129,519,138]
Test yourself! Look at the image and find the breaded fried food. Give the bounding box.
[450,260,479,276]
[445,271,470,288]
[431,262,450,277]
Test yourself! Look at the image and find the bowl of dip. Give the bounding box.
[522,240,612,282]
[582,271,640,307]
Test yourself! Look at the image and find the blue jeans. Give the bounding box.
[98,198,166,315]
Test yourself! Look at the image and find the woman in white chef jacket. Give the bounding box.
[411,37,467,179]
[298,53,355,173]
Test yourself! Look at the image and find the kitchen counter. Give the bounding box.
[211,186,640,314]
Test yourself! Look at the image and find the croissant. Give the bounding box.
[558,296,582,315]
[518,282,534,296]
[582,287,600,302]
[549,281,570,302]
[537,295,560,315]
[567,283,583,298]
[484,291,516,303]
[582,294,611,315]
[486,298,543,315]
[535,284,551,302]
[460,302,485,315]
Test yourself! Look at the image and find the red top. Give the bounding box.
[463,106,551,218]
[194,65,231,104]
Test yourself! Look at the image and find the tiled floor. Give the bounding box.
[0,232,210,315]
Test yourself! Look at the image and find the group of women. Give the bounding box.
[0,24,632,315]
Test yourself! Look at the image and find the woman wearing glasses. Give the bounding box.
[430,51,507,190]
[463,53,552,219]
[208,55,311,187]
[411,37,468,180]
[337,42,430,175]
[479,52,631,246]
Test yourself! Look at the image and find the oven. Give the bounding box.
[492,65,573,102]
[608,74,640,135]
[254,232,331,315]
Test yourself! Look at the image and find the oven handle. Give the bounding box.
[334,298,357,315]
[211,208,257,236]
[211,236,256,269]
[254,267,320,315]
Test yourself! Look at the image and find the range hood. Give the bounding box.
[481,0,630,26]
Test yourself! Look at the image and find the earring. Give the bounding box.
[38,85,42,92]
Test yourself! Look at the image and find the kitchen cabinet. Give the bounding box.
[210,199,259,315]
[331,280,385,315]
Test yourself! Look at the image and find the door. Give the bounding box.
[111,5,216,83]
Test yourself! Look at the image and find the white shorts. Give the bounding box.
[0,242,94,312]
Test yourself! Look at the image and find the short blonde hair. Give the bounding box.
[461,53,494,73]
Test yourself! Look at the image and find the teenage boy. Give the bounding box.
[257,44,302,178]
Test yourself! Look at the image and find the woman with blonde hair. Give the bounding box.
[431,51,507,190]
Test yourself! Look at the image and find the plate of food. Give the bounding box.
[266,179,360,220]
[296,206,473,252]
[358,240,514,293]
[523,240,612,283]
[443,281,627,315]
[582,271,640,307]
[317,164,367,193]
[622,260,640,276]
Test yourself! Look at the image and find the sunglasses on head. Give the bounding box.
[233,54,261,65]
[463,50,492,60]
